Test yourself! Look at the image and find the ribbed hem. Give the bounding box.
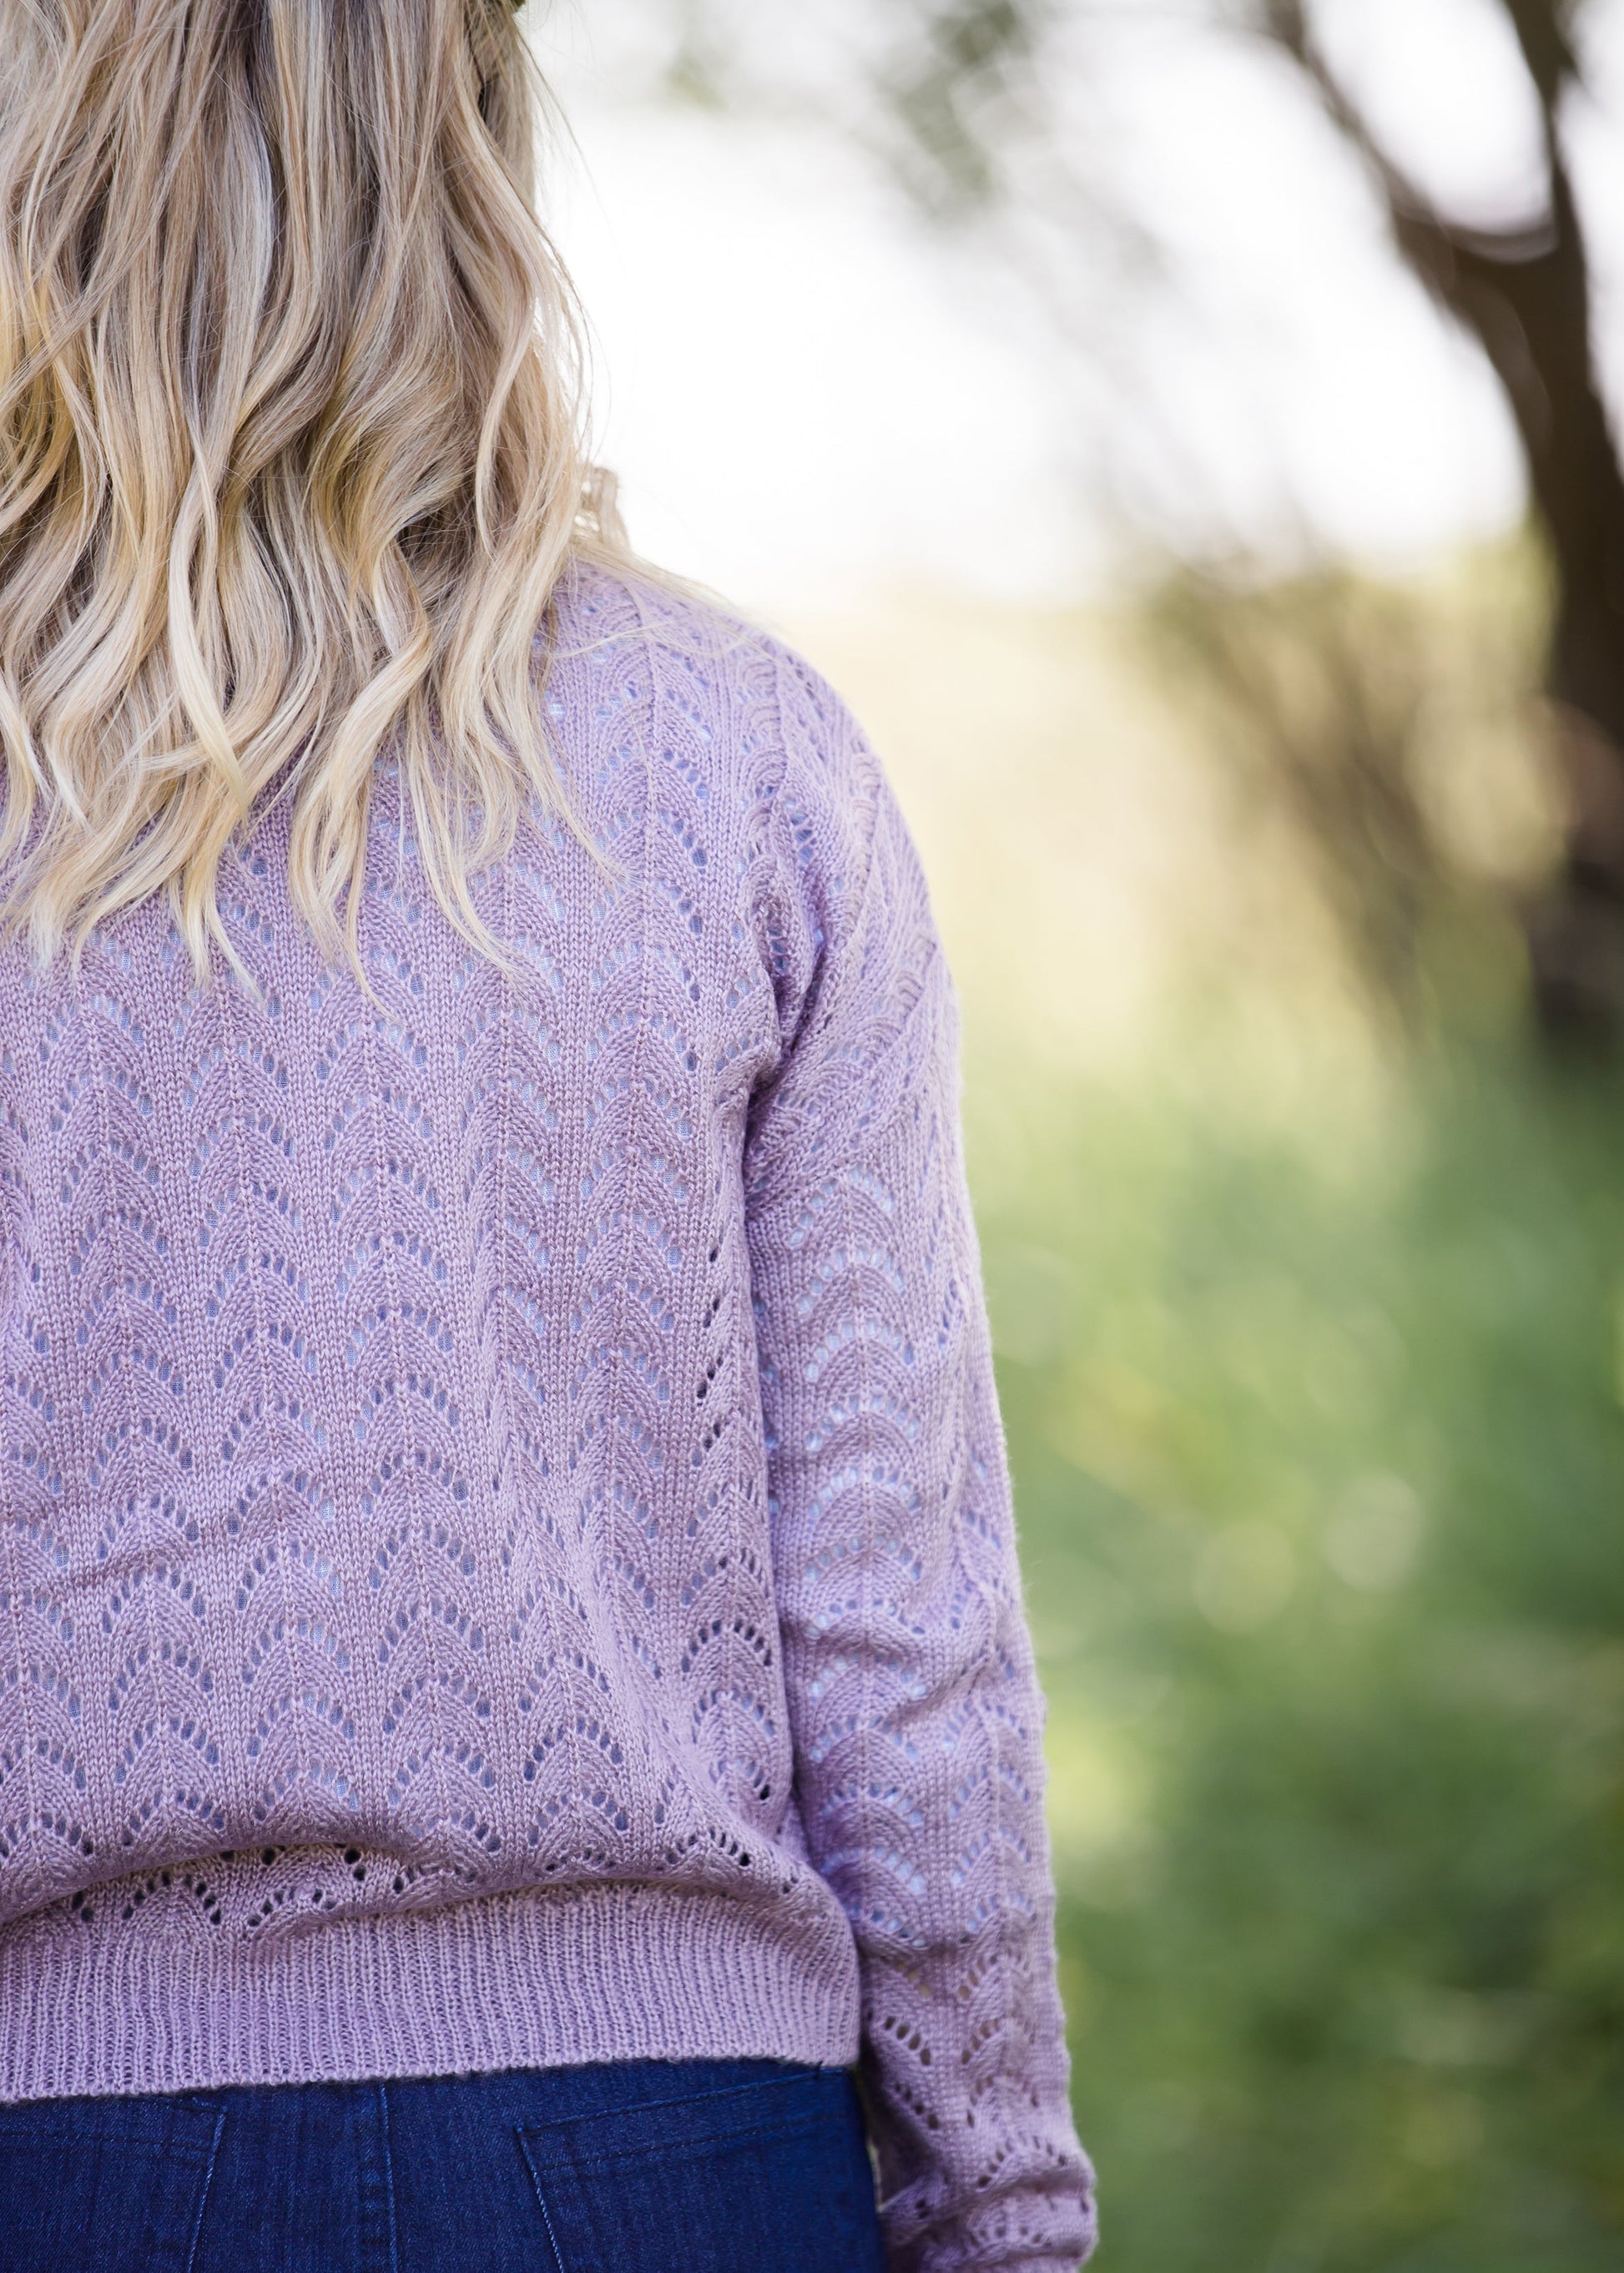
[0,1883,863,2103]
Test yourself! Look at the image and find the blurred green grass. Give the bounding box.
[973,1044,1624,2270]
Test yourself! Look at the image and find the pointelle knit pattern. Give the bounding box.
[0,564,1095,2270]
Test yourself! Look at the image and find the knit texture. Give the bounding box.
[0,565,1095,2270]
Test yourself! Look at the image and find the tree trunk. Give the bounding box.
[1267,0,1624,1039]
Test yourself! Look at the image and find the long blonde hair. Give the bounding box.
[0,0,619,987]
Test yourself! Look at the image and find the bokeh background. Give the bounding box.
[527,5,1624,2264]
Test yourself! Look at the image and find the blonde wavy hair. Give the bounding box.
[0,0,623,988]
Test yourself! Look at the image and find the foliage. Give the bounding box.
[972,1036,1624,2269]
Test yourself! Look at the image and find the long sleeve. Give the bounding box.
[743,652,1097,2273]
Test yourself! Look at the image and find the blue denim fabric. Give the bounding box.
[0,2056,887,2272]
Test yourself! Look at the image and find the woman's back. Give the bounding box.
[0,3,1092,2263]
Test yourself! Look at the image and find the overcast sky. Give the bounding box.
[531,0,1624,609]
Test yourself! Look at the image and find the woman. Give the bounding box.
[0,3,1095,2268]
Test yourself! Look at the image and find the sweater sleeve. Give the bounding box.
[742,651,1097,2273]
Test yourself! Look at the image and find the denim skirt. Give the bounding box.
[0,2055,888,2272]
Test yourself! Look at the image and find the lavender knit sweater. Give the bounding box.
[0,565,1094,2270]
